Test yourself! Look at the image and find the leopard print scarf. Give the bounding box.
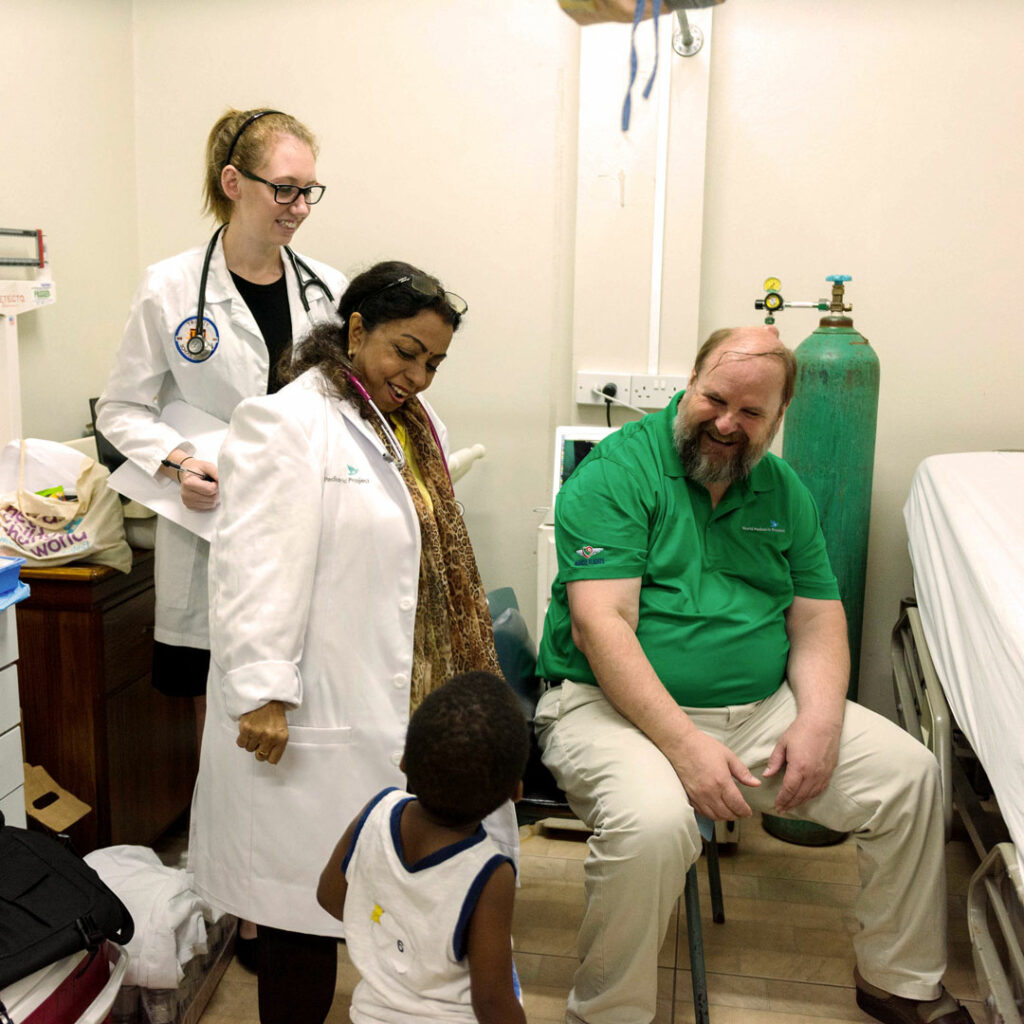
[374,399,501,710]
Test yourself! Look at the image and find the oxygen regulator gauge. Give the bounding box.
[754,275,851,325]
[755,277,785,324]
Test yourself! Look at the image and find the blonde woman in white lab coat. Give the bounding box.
[95,107,344,723]
[189,262,506,1024]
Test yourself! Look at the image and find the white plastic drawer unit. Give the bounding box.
[0,605,17,669]
[0,722,22,800]
[0,663,19,735]
[0,606,25,827]
[0,786,26,828]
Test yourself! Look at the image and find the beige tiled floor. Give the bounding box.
[193,813,984,1023]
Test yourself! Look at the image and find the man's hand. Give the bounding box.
[568,577,762,822]
[763,712,841,813]
[773,596,849,813]
[237,700,289,764]
[666,729,760,820]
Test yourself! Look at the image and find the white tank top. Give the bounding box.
[342,788,514,1022]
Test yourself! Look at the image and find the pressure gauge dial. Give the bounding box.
[763,277,781,293]
[764,291,783,312]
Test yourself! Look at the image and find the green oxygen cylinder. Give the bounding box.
[759,275,880,850]
[780,276,880,702]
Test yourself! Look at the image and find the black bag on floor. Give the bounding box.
[0,810,134,990]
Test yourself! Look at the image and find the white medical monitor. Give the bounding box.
[548,425,617,522]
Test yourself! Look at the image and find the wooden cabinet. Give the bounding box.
[15,551,198,853]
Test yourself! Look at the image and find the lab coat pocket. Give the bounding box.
[248,724,353,887]
[155,520,202,610]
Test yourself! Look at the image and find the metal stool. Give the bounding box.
[671,813,726,1024]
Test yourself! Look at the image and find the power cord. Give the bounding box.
[593,385,647,419]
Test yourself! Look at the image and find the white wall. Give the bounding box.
[125,0,580,618]
[7,0,579,622]
[2,0,138,443]
[699,0,1024,712]
[8,0,1024,717]
[572,14,712,400]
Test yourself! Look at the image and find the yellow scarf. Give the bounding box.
[371,400,501,709]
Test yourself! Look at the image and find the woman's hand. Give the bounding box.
[237,700,289,764]
[159,447,219,511]
[177,457,219,511]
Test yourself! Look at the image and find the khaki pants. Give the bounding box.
[535,681,946,1024]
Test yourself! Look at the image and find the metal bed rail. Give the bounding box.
[891,596,1021,1023]
[969,844,1024,1024]
[890,599,953,839]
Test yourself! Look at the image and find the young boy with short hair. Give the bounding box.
[317,670,530,1023]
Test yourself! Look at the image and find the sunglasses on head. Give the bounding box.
[373,274,468,316]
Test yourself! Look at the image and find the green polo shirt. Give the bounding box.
[535,393,840,707]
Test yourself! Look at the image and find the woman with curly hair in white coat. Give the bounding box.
[189,262,514,1023]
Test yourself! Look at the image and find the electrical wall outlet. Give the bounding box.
[576,371,632,407]
[630,373,688,409]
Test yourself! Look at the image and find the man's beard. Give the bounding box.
[673,401,778,487]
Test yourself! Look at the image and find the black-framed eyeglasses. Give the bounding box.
[239,168,326,206]
[376,274,468,316]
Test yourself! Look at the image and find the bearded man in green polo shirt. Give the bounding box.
[535,327,971,1024]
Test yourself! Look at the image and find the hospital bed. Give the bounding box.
[894,451,1024,1024]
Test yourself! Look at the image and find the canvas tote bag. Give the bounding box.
[0,439,132,573]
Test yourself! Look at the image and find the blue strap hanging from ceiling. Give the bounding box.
[621,0,663,132]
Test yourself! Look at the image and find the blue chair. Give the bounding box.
[488,588,572,823]
[487,589,725,1024]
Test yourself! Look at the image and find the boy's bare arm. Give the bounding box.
[467,861,526,1024]
[316,809,362,920]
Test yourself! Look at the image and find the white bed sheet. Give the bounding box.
[904,451,1024,876]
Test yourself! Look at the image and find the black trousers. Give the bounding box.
[256,925,338,1024]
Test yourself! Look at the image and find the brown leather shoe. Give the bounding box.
[854,969,974,1024]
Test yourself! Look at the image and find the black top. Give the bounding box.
[231,271,292,393]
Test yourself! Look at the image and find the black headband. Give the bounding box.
[223,109,284,169]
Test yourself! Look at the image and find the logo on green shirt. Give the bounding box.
[574,545,606,565]
[741,519,786,533]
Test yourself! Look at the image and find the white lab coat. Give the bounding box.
[95,234,346,647]
[188,370,443,935]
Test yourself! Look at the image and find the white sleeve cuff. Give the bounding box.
[221,660,302,720]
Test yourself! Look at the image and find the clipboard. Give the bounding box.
[106,402,227,542]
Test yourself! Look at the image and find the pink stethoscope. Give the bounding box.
[345,373,452,493]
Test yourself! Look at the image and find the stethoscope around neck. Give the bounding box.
[177,224,335,362]
[345,372,408,472]
[344,371,454,497]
